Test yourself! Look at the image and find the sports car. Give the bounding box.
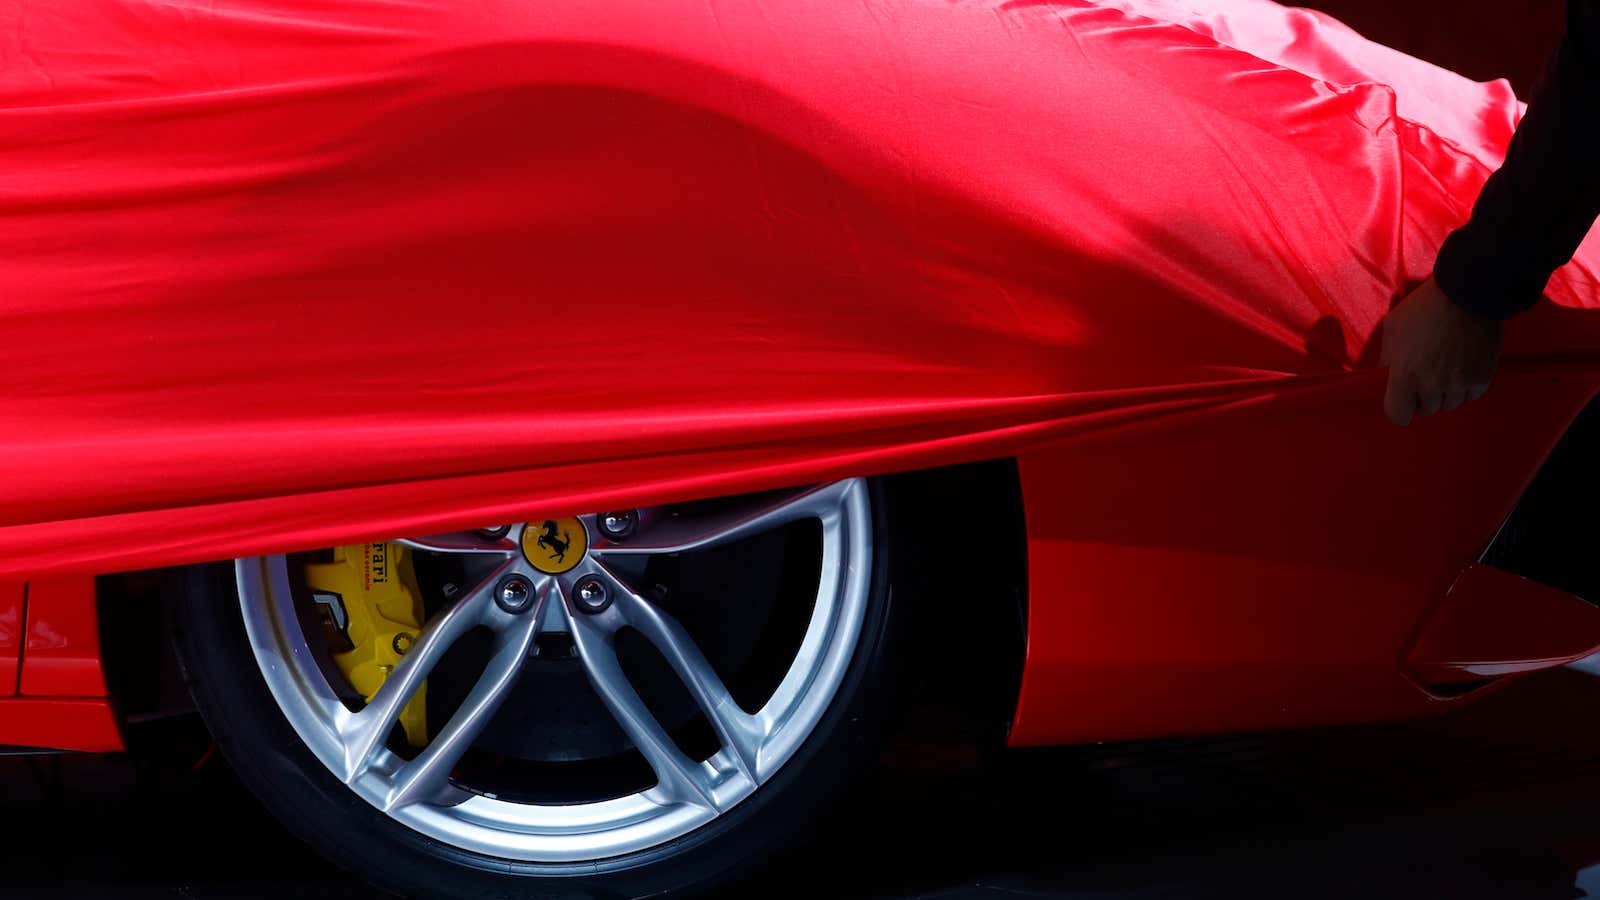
[5,0,1600,897]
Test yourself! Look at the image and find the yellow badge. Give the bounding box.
[521,517,587,574]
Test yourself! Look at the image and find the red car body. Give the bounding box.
[6,0,1600,758]
[9,368,1600,754]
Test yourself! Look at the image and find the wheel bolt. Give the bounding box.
[598,510,637,541]
[495,575,536,614]
[573,577,611,614]
[478,525,511,539]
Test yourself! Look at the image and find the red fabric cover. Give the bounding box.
[1,0,1596,577]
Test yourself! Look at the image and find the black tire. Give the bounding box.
[169,478,909,900]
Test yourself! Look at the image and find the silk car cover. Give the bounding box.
[1,0,1595,577]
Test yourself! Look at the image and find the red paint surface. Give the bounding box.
[21,578,107,698]
[0,584,20,697]
[0,698,122,752]
[1408,565,1600,683]
[1009,370,1600,746]
[4,1,1600,754]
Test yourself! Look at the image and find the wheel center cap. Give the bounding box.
[521,517,588,575]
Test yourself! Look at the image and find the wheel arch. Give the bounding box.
[96,570,197,746]
[877,458,1028,746]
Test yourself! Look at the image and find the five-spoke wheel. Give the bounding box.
[175,478,905,899]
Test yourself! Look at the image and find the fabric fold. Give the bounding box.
[1,0,1596,576]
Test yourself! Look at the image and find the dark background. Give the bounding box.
[1315,0,1564,96]
[5,5,1594,899]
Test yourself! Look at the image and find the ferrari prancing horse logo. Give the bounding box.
[521,517,587,574]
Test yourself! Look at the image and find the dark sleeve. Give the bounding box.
[1433,0,1600,320]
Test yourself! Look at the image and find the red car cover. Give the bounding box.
[1,0,1595,578]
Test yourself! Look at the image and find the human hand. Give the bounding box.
[1380,278,1503,426]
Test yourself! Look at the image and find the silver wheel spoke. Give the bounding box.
[591,563,764,781]
[567,607,718,809]
[338,557,515,783]
[385,589,545,811]
[590,482,847,557]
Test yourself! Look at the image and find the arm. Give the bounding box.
[1434,0,1600,319]
[1382,1,1600,425]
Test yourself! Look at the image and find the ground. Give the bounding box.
[4,664,1600,899]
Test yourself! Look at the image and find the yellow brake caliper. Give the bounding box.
[303,542,429,747]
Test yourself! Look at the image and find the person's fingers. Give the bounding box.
[1384,370,1416,426]
[1414,386,1442,418]
[1441,383,1468,412]
[1466,381,1491,404]
[1471,356,1499,397]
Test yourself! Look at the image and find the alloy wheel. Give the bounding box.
[234,479,873,862]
